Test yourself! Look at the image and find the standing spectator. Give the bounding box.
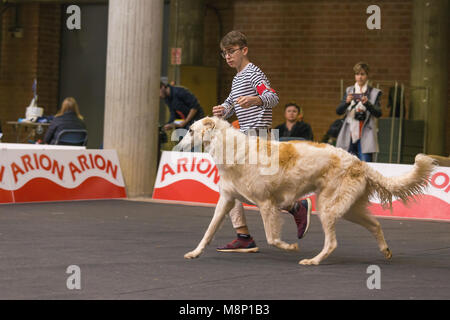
[336,62,382,162]
[275,102,313,141]
[160,82,205,131]
[44,97,86,145]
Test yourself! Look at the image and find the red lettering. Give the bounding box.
[106,160,118,180]
[190,157,197,172]
[11,163,25,183]
[94,155,106,170]
[431,172,449,191]
[69,162,82,182]
[33,153,40,170]
[21,155,34,172]
[78,155,90,171]
[52,160,65,181]
[207,165,220,184]
[197,159,211,174]
[0,166,4,183]
[161,164,175,182]
[39,154,52,171]
[89,153,95,168]
[177,158,188,173]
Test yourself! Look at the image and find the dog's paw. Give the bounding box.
[288,243,299,251]
[383,248,393,260]
[299,258,320,266]
[184,250,201,259]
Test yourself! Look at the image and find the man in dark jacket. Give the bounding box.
[275,103,313,141]
[160,82,205,131]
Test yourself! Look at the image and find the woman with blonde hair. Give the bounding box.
[44,97,86,145]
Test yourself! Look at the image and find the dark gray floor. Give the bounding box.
[0,200,448,300]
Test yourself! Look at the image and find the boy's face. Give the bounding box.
[221,45,248,69]
[354,70,368,86]
[285,106,300,122]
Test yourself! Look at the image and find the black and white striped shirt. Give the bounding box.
[222,63,279,132]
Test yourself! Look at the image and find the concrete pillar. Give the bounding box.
[168,0,206,83]
[410,0,448,155]
[104,0,163,197]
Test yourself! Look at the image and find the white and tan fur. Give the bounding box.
[176,117,435,265]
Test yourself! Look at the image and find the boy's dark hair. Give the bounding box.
[284,102,302,114]
[160,82,166,88]
[353,62,370,75]
[220,30,248,49]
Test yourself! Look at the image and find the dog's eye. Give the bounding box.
[189,128,193,136]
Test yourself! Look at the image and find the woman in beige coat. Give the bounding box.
[336,62,382,162]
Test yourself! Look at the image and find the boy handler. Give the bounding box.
[212,31,312,253]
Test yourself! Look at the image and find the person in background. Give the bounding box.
[160,82,205,131]
[275,102,313,141]
[44,97,86,145]
[387,86,406,118]
[336,62,382,162]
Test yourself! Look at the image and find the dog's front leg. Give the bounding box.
[184,195,235,259]
[260,203,299,252]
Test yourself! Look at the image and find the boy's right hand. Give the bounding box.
[212,105,225,117]
[346,94,353,104]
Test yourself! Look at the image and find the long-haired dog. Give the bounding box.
[175,117,435,265]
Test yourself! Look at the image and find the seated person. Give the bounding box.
[44,97,86,145]
[275,102,313,140]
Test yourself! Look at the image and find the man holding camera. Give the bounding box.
[336,62,382,162]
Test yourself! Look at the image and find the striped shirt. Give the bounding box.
[221,63,279,133]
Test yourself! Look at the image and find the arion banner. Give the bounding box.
[0,148,127,203]
[153,151,450,222]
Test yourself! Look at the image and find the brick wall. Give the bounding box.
[0,4,60,142]
[36,4,61,117]
[204,0,449,155]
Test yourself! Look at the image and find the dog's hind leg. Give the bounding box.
[343,199,392,260]
[298,187,358,265]
[259,202,299,252]
[184,195,235,259]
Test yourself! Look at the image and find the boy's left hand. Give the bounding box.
[235,96,262,108]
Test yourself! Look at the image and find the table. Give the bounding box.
[6,121,51,143]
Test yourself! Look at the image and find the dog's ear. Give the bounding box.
[202,118,216,131]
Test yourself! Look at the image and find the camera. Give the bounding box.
[352,93,363,102]
[354,110,366,121]
[351,93,367,121]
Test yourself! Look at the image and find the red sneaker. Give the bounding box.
[289,198,312,239]
[216,235,259,253]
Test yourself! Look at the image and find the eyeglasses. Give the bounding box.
[220,47,244,59]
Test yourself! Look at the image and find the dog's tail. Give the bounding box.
[365,154,436,209]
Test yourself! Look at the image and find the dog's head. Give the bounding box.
[174,116,230,152]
